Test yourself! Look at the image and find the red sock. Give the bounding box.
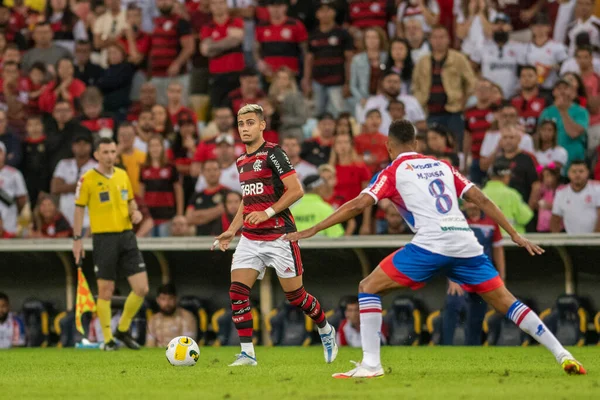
[285,286,326,328]
[230,282,253,342]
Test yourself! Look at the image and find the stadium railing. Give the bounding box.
[2,234,599,344]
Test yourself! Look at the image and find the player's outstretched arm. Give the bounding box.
[463,186,544,256]
[285,194,375,241]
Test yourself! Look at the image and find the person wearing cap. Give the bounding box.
[50,133,97,231]
[489,0,545,43]
[470,14,526,99]
[194,132,241,194]
[565,0,600,56]
[0,141,27,236]
[302,0,354,117]
[291,174,344,238]
[301,112,336,166]
[539,78,589,170]
[482,159,533,234]
[524,13,569,91]
[575,46,600,155]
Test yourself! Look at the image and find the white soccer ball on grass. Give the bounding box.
[166,336,200,366]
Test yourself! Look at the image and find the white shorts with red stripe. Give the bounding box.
[231,235,303,280]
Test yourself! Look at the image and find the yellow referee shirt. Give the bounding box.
[75,167,134,234]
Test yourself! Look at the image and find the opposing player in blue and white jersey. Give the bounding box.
[286,120,586,378]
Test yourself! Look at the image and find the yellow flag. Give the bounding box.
[75,268,96,335]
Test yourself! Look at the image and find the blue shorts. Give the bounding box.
[379,244,503,293]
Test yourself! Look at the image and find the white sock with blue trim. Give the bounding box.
[358,293,383,368]
[506,300,568,361]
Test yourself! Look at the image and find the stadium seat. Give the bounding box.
[540,295,587,347]
[384,296,422,346]
[178,295,210,345]
[21,298,50,347]
[594,311,600,346]
[266,304,313,346]
[211,308,260,346]
[426,308,467,345]
[483,310,530,346]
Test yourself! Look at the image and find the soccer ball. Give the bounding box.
[165,336,200,366]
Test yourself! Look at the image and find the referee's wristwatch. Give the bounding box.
[73,235,83,241]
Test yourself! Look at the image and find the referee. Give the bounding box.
[73,137,149,351]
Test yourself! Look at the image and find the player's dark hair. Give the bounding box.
[569,160,588,169]
[365,108,382,119]
[388,119,417,144]
[157,283,177,297]
[95,137,116,150]
[520,65,537,75]
[0,292,8,302]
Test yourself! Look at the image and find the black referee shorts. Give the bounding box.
[92,230,146,281]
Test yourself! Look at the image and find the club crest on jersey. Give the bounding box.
[253,160,262,172]
[281,28,291,39]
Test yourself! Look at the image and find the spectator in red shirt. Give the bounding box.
[511,65,553,136]
[190,107,244,178]
[119,4,151,67]
[227,68,266,115]
[39,57,87,114]
[26,62,48,115]
[329,129,372,234]
[347,0,393,32]
[0,3,27,50]
[140,135,184,237]
[354,109,388,174]
[30,193,72,238]
[0,61,29,135]
[464,78,495,184]
[200,0,245,107]
[169,119,199,201]
[77,87,117,140]
[255,0,308,80]
[127,82,157,122]
[576,46,600,155]
[149,0,195,105]
[167,81,197,130]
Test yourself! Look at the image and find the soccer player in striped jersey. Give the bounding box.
[287,119,586,378]
[212,104,338,366]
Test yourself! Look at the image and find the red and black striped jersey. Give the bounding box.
[255,17,308,74]
[150,15,192,77]
[200,17,245,75]
[140,164,179,223]
[464,106,494,160]
[236,141,297,241]
[347,0,393,30]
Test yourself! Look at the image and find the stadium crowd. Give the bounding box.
[0,0,600,241]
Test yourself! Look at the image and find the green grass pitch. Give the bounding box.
[2,346,599,400]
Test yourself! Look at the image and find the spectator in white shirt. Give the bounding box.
[553,0,577,45]
[0,142,27,235]
[534,120,569,171]
[551,160,600,233]
[453,0,494,58]
[194,134,240,193]
[396,0,440,36]
[565,0,600,56]
[0,292,25,349]
[281,135,318,183]
[470,13,526,99]
[403,18,431,64]
[50,135,97,230]
[525,13,569,90]
[360,71,426,135]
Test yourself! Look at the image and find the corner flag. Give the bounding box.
[75,268,96,335]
